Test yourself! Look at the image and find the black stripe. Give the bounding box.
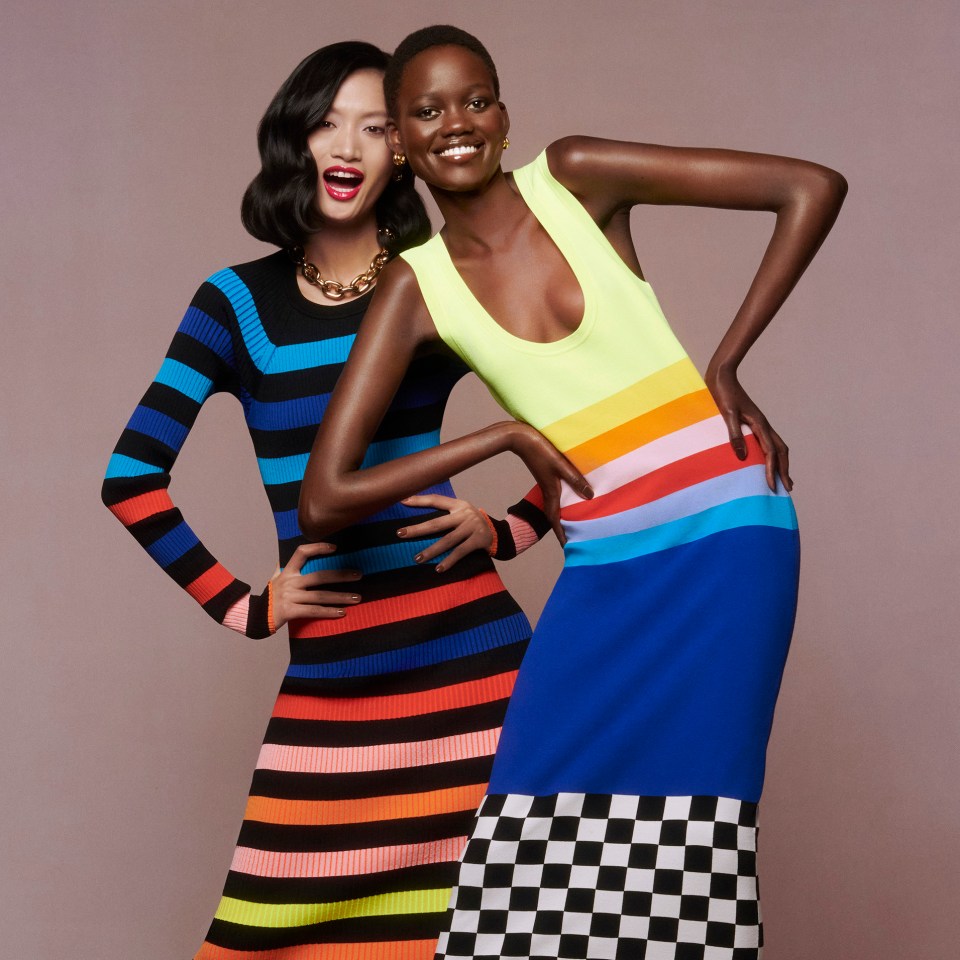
[237,810,472,853]
[263,699,509,748]
[249,755,495,802]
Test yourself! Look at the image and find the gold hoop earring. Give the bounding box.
[502,137,510,150]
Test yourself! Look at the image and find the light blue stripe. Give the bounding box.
[271,336,356,374]
[207,268,274,372]
[565,465,786,543]
[285,612,530,679]
[564,495,798,567]
[301,539,440,576]
[154,358,213,404]
[257,431,440,487]
[105,454,164,479]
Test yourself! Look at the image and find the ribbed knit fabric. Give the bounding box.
[101,251,548,958]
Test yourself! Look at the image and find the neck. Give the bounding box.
[300,215,383,280]
[429,169,525,255]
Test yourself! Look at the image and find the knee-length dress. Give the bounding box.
[400,152,800,960]
[101,252,548,959]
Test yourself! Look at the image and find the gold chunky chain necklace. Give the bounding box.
[291,246,390,301]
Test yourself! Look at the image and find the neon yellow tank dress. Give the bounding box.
[400,149,799,958]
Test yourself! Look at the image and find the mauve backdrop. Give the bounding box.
[2,1,957,957]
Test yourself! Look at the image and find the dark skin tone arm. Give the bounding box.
[548,136,848,489]
[300,134,846,541]
[298,260,590,542]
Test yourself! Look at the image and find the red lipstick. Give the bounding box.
[323,165,364,201]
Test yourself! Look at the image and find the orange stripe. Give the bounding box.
[185,563,235,604]
[244,782,486,826]
[563,434,765,521]
[272,670,518,722]
[290,570,505,638]
[107,488,175,526]
[565,388,717,473]
[194,940,436,960]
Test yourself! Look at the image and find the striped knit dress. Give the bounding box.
[400,151,801,959]
[101,251,549,959]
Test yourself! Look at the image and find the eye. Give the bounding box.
[364,125,386,136]
[415,106,440,120]
[315,119,334,130]
[467,98,489,111]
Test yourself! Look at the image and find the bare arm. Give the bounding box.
[548,136,848,489]
[298,259,589,541]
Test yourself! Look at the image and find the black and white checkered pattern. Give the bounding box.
[436,793,762,960]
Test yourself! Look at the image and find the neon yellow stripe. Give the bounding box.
[213,887,451,928]
[542,358,704,451]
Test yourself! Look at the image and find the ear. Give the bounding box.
[499,102,510,138]
[386,122,403,155]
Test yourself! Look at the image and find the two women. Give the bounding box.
[299,25,846,959]
[103,41,546,959]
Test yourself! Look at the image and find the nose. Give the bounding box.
[331,123,361,162]
[440,105,474,138]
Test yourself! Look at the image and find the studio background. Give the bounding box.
[2,1,957,957]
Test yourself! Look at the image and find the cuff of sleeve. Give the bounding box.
[488,515,518,561]
[245,585,274,639]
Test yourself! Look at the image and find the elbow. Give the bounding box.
[795,162,848,213]
[298,480,349,542]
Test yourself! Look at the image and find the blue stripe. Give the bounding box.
[178,306,233,362]
[301,539,440,576]
[271,337,355,374]
[126,406,189,451]
[154,358,214,404]
[105,454,164,479]
[274,509,301,541]
[207,268,274,372]
[145,522,200,566]
[257,431,440,487]
[564,495,798,567]
[246,394,329,432]
[285,612,530,679]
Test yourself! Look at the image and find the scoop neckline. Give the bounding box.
[432,162,597,356]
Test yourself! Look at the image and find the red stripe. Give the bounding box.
[107,489,175,526]
[289,570,506,638]
[185,563,235,604]
[562,434,765,521]
[272,670,518,721]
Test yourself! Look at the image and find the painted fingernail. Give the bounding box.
[397,528,406,538]
[350,594,361,602]
[414,554,424,563]
[435,564,445,574]
[336,609,345,617]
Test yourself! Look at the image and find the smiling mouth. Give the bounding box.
[436,144,482,159]
[323,167,364,200]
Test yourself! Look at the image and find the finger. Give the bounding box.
[295,569,361,588]
[415,529,467,563]
[723,412,748,461]
[286,541,337,574]
[771,430,792,491]
[543,485,566,546]
[291,589,362,606]
[434,538,480,573]
[401,494,459,510]
[397,515,457,539]
[285,602,348,621]
[750,423,777,492]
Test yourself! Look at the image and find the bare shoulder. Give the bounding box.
[364,256,436,344]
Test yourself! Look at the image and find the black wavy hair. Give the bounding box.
[241,41,430,256]
[384,25,500,117]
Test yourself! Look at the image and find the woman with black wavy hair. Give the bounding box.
[102,40,546,959]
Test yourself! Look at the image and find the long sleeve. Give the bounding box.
[489,484,552,560]
[101,281,273,639]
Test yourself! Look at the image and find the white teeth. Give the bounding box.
[327,170,361,180]
[439,144,480,157]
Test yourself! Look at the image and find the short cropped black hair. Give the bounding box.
[384,25,500,116]
[241,40,430,256]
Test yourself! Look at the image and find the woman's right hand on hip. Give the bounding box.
[269,542,362,628]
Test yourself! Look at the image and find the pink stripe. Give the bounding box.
[230,836,468,878]
[560,415,753,506]
[222,593,250,634]
[507,513,540,555]
[256,728,500,774]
